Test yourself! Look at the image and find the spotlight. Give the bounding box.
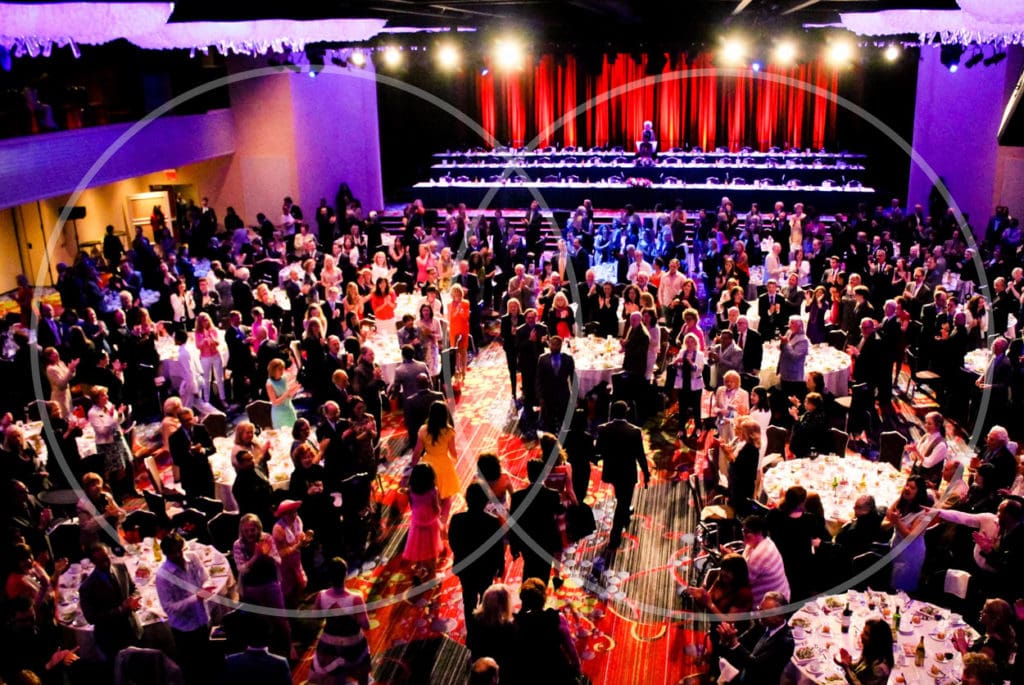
[751,61,762,72]
[308,69,318,79]
[437,43,460,69]
[481,67,489,76]
[774,41,797,65]
[383,45,402,67]
[721,37,747,65]
[940,43,964,72]
[495,38,524,70]
[884,44,901,62]
[350,50,366,67]
[827,40,855,66]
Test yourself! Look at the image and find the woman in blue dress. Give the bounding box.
[266,357,299,431]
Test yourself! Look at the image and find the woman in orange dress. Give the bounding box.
[448,284,471,380]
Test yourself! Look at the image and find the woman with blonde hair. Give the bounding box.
[448,284,471,379]
[343,282,365,319]
[160,396,183,452]
[545,291,576,340]
[233,513,292,656]
[266,358,299,430]
[437,247,454,291]
[43,346,78,417]
[370,250,391,283]
[724,417,761,517]
[467,583,515,673]
[194,312,226,407]
[319,253,342,291]
[231,420,270,471]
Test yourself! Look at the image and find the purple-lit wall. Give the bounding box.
[291,64,384,213]
[907,47,1018,233]
[0,110,236,211]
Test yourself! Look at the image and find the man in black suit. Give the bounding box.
[405,375,445,447]
[509,459,563,586]
[991,277,1015,336]
[515,309,548,420]
[316,401,352,489]
[456,260,484,347]
[757,280,785,340]
[500,299,525,403]
[79,543,142,663]
[715,591,794,684]
[972,425,1018,492]
[905,266,932,320]
[448,482,505,631]
[524,200,543,256]
[535,335,577,433]
[36,302,63,351]
[168,408,216,498]
[735,316,763,375]
[918,289,949,369]
[975,337,1013,432]
[223,615,292,685]
[230,269,255,324]
[224,311,254,405]
[596,401,650,550]
[847,318,892,428]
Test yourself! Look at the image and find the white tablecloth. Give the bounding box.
[785,591,976,684]
[569,336,624,395]
[210,431,294,512]
[57,538,234,660]
[759,341,851,396]
[762,455,904,535]
[964,348,991,376]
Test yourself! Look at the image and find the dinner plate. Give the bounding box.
[898,625,915,635]
[805,661,824,675]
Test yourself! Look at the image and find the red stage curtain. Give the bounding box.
[475,52,840,150]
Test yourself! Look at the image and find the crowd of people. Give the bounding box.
[2,184,1024,685]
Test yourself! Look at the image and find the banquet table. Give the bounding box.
[210,430,295,512]
[23,419,98,460]
[761,455,905,536]
[783,590,976,685]
[569,335,624,395]
[963,348,992,376]
[56,538,235,661]
[759,341,851,396]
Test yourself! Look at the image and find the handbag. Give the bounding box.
[566,503,597,542]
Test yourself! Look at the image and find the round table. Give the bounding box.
[784,591,977,684]
[761,455,905,536]
[569,336,624,395]
[759,341,851,396]
[56,538,234,661]
[210,431,295,511]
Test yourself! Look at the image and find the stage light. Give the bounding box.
[827,40,855,66]
[940,43,963,72]
[350,50,366,67]
[437,43,460,69]
[884,44,901,62]
[495,38,524,70]
[383,45,402,67]
[721,37,747,65]
[774,41,797,65]
[751,61,762,72]
[481,67,489,76]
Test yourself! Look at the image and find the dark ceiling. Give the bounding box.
[163,0,960,45]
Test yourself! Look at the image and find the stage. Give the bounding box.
[411,179,875,212]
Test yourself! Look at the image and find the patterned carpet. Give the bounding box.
[289,344,707,685]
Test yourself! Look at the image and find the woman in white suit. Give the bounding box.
[673,332,706,441]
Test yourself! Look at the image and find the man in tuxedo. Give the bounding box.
[780,272,803,312]
[535,335,576,433]
[37,302,63,351]
[757,280,785,340]
[325,369,352,416]
[716,591,794,684]
[991,277,1015,336]
[449,482,505,631]
[867,248,893,310]
[405,374,445,445]
[230,268,255,324]
[905,266,932,320]
[509,459,563,586]
[79,543,142,663]
[918,289,949,369]
[168,408,216,498]
[847,317,892,429]
[735,316,763,376]
[596,401,650,551]
[515,309,548,419]
[316,401,353,488]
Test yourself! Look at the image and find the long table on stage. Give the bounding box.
[411,180,875,212]
[432,162,864,187]
[434,149,867,163]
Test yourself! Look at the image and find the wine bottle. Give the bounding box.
[841,602,853,634]
[915,636,926,667]
[153,538,162,562]
[893,604,901,632]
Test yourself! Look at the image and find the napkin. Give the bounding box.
[944,569,971,599]
[718,658,740,684]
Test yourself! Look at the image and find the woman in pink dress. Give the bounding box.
[271,499,314,606]
[402,463,444,583]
